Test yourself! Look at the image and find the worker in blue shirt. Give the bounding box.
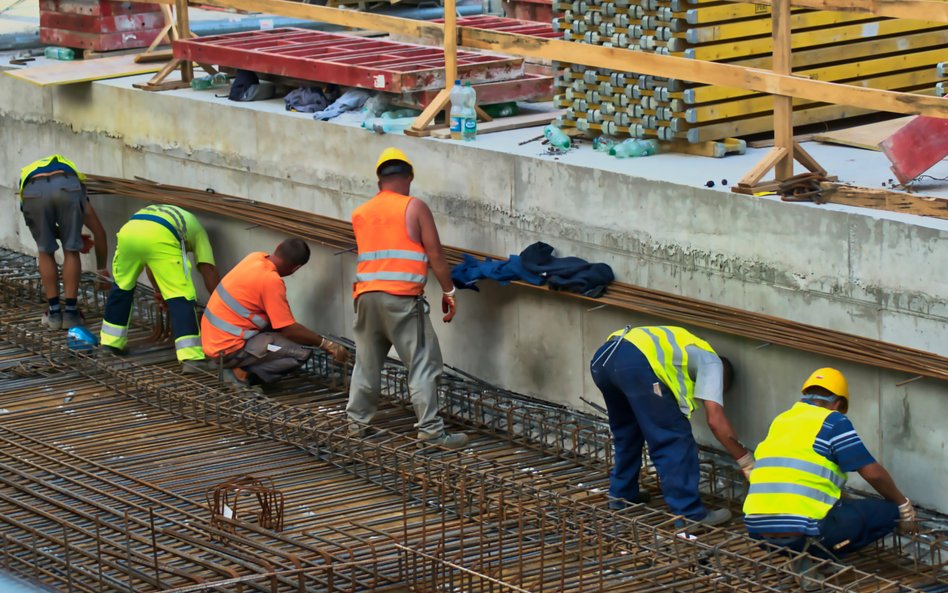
[744,367,916,560]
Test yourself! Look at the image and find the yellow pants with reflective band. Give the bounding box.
[101,221,204,361]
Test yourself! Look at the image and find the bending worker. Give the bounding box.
[101,204,220,371]
[743,368,916,557]
[19,154,109,329]
[346,147,467,449]
[590,325,753,526]
[201,238,349,386]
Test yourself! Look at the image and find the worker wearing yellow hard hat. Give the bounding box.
[347,147,467,449]
[743,367,916,572]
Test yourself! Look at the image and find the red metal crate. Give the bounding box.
[40,0,164,51]
[440,15,558,38]
[173,28,525,93]
[501,0,553,24]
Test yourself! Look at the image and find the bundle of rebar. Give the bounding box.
[551,0,948,144]
[84,174,948,382]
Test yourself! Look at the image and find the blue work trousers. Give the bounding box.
[754,499,899,558]
[590,339,706,520]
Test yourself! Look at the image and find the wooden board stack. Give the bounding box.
[551,0,948,149]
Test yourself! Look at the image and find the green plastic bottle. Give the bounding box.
[44,47,75,61]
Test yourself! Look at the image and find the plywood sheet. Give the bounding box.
[4,54,163,86]
[813,116,913,151]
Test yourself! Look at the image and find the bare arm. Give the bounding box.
[83,200,109,271]
[414,200,453,293]
[704,401,750,461]
[858,462,908,505]
[196,262,220,294]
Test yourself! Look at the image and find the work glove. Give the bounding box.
[737,452,756,480]
[80,234,94,254]
[442,289,456,323]
[898,499,917,535]
[321,338,350,365]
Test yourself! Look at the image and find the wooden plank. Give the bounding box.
[429,109,564,138]
[719,0,948,23]
[3,54,164,86]
[772,0,794,180]
[813,116,913,150]
[879,115,948,183]
[820,182,948,218]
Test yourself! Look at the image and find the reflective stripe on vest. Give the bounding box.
[352,191,429,299]
[609,326,715,418]
[214,284,268,330]
[19,155,83,197]
[743,402,845,521]
[204,308,260,340]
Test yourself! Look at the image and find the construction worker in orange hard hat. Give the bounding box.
[346,147,467,449]
[744,367,916,581]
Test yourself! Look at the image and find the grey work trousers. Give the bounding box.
[221,332,311,384]
[347,291,445,438]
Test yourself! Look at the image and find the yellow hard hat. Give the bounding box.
[801,367,849,400]
[375,147,414,176]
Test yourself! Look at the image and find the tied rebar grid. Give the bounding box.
[0,246,946,593]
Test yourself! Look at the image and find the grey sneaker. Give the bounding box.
[699,508,732,527]
[418,431,469,450]
[792,557,821,592]
[347,422,376,438]
[62,309,82,329]
[42,309,63,330]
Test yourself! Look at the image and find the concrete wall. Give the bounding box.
[2,75,946,511]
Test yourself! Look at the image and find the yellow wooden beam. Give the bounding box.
[680,20,947,61]
[682,11,877,44]
[720,0,948,23]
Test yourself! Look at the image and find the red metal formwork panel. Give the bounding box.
[40,11,165,34]
[40,0,162,17]
[401,72,553,109]
[40,27,164,50]
[439,15,558,38]
[173,28,525,93]
[880,115,948,185]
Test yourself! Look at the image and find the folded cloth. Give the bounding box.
[450,242,613,297]
[285,87,334,113]
[314,88,372,121]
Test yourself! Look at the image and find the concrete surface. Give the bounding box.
[0,71,946,512]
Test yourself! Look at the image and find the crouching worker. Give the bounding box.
[743,367,917,561]
[201,238,349,386]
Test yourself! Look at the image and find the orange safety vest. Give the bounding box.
[201,252,275,357]
[352,191,429,299]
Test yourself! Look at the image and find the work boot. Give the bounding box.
[221,367,250,385]
[42,309,63,330]
[62,309,83,329]
[792,557,821,592]
[347,422,377,439]
[418,431,469,450]
[608,490,652,510]
[181,359,213,375]
[698,508,732,527]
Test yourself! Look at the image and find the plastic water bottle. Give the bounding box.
[544,124,572,150]
[449,80,465,140]
[461,81,477,141]
[361,116,416,134]
[610,138,659,158]
[44,46,75,60]
[593,136,617,152]
[190,73,230,90]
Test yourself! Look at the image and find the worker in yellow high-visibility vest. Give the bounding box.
[590,325,753,526]
[744,368,916,560]
[100,205,220,372]
[18,155,110,329]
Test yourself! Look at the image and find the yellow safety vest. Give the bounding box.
[743,402,846,521]
[609,326,716,418]
[18,154,84,197]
